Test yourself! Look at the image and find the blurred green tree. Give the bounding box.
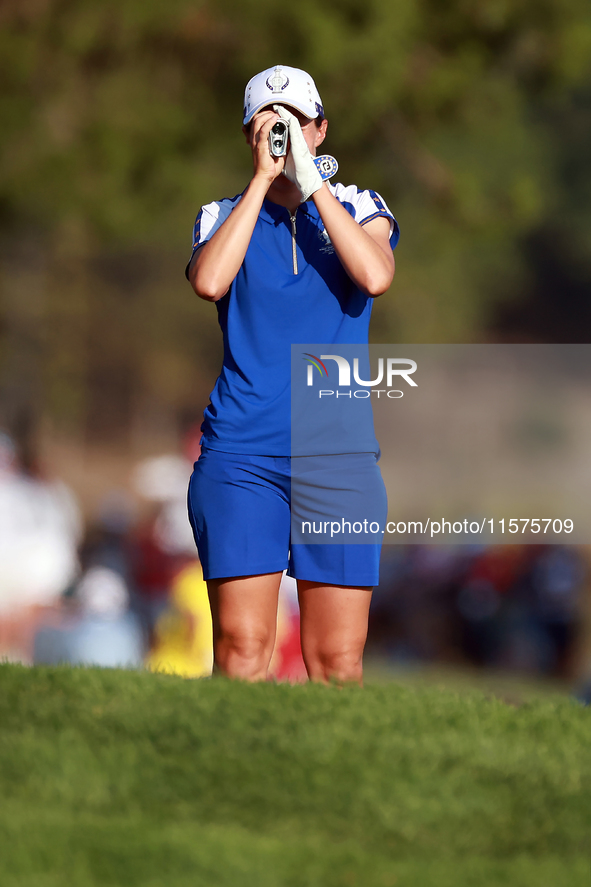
[0,0,590,446]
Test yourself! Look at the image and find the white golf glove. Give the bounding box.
[274,105,324,202]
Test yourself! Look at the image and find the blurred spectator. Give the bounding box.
[455,546,531,668]
[34,565,144,667]
[0,430,82,663]
[87,489,137,581]
[127,454,196,644]
[370,546,470,664]
[147,560,213,677]
[516,546,582,678]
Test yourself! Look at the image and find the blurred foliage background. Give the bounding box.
[1,0,591,477]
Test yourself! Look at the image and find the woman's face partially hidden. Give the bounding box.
[248,105,327,156]
[286,108,328,155]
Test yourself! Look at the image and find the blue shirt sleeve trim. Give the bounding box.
[185,242,206,281]
[360,212,400,249]
[185,207,206,279]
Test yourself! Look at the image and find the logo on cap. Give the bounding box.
[266,65,289,94]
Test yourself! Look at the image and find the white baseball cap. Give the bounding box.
[243,65,324,125]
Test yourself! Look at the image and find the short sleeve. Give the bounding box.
[185,194,243,280]
[329,183,400,250]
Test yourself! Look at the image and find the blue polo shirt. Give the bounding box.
[188,183,399,456]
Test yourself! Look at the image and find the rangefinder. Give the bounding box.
[269,119,289,157]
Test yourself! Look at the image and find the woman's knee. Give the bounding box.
[306,646,364,684]
[214,629,274,679]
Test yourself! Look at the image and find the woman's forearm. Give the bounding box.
[312,185,395,297]
[188,174,271,302]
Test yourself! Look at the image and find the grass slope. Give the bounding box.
[0,664,589,886]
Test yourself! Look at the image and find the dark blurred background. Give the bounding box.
[1,0,590,690]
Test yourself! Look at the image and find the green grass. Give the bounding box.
[363,658,574,705]
[0,664,589,886]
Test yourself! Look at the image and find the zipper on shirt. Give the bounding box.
[289,212,299,275]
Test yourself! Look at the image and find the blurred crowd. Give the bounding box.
[370,544,586,681]
[0,427,588,686]
[0,429,306,682]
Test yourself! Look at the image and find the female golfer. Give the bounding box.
[186,65,398,684]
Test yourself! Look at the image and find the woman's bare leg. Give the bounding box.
[207,572,283,681]
[297,581,373,686]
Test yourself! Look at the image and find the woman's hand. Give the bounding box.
[189,113,284,301]
[274,105,324,202]
[248,110,286,184]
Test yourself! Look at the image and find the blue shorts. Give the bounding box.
[187,448,386,586]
